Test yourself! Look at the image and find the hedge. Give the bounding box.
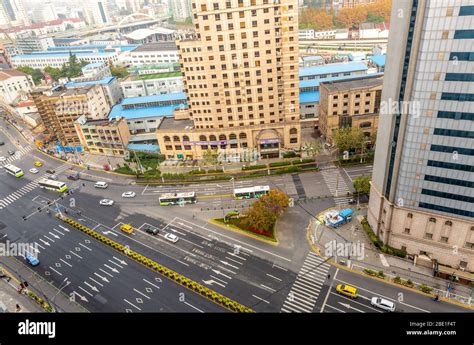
[292,158,314,165]
[283,151,298,158]
[242,164,267,171]
[269,161,292,168]
[361,218,407,258]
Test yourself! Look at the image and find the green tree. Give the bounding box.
[44,66,62,81]
[110,65,130,78]
[333,127,366,154]
[243,189,289,233]
[202,149,219,167]
[353,176,371,195]
[61,53,85,78]
[303,139,322,162]
[16,66,43,84]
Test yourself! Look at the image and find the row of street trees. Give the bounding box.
[300,0,392,30]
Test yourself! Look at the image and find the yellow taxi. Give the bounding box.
[336,284,358,299]
[34,161,43,167]
[317,214,325,224]
[120,224,134,234]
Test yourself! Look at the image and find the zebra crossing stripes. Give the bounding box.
[0,145,34,165]
[0,164,69,210]
[281,252,331,313]
[321,168,353,206]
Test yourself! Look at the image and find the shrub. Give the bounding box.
[269,161,292,168]
[363,268,377,276]
[419,284,433,294]
[283,151,298,158]
[242,164,267,171]
[377,271,385,278]
[393,276,402,284]
[273,166,300,175]
[207,168,224,173]
[406,279,414,287]
[293,158,314,165]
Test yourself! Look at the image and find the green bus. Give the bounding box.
[4,164,24,178]
[38,179,68,193]
[159,192,197,206]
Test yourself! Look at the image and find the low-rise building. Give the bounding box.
[319,75,383,145]
[128,42,179,67]
[0,69,34,104]
[300,55,325,67]
[71,62,112,82]
[299,62,368,81]
[32,84,110,146]
[65,77,123,108]
[299,29,314,40]
[120,73,183,98]
[124,28,177,45]
[369,54,386,73]
[11,51,119,70]
[74,115,130,157]
[15,34,55,54]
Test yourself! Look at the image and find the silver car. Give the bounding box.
[99,199,114,206]
[371,297,396,312]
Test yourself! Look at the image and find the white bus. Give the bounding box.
[233,185,270,200]
[3,164,24,177]
[38,179,68,193]
[159,192,197,206]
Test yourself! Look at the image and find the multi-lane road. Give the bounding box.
[0,119,469,313]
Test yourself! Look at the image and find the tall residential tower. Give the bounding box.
[368,1,474,274]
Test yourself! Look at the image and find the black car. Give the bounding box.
[46,169,55,174]
[144,226,158,235]
[0,141,4,146]
[67,175,79,181]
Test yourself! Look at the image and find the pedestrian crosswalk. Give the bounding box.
[281,252,331,313]
[0,164,69,210]
[321,169,352,205]
[0,145,34,165]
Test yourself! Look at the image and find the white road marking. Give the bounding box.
[59,259,72,267]
[260,284,276,293]
[184,301,204,313]
[266,273,282,282]
[69,250,82,259]
[124,299,141,311]
[89,277,104,287]
[79,243,92,251]
[143,279,160,289]
[133,288,151,300]
[252,294,270,304]
[49,266,62,276]
[78,286,93,297]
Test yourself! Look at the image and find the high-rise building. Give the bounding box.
[32,85,111,146]
[169,0,192,21]
[84,0,111,26]
[0,0,30,27]
[156,0,301,161]
[368,1,474,275]
[31,0,58,22]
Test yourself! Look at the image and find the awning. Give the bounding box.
[437,265,474,282]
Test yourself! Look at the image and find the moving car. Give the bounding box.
[8,150,15,155]
[121,191,136,198]
[94,181,108,189]
[0,156,6,162]
[336,284,358,299]
[164,233,179,243]
[67,174,79,181]
[29,168,39,174]
[46,169,55,174]
[99,199,114,206]
[371,297,396,312]
[25,253,39,266]
[49,175,58,180]
[120,224,134,234]
[34,161,43,167]
[144,226,158,235]
[0,141,4,145]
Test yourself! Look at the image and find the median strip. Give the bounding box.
[57,216,253,313]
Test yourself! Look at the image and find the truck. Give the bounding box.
[322,208,353,228]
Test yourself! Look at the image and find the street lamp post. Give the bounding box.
[51,278,70,312]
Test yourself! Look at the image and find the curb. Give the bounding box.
[59,216,253,313]
[209,219,278,246]
[306,223,474,311]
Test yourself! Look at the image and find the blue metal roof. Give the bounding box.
[299,62,368,78]
[47,44,138,52]
[109,103,187,120]
[121,92,187,106]
[83,62,104,69]
[299,72,385,89]
[12,51,116,59]
[127,143,160,152]
[65,77,115,88]
[299,91,320,104]
[370,55,386,67]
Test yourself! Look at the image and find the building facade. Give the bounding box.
[368,1,474,276]
[157,0,301,160]
[11,51,119,70]
[128,42,179,67]
[319,75,382,144]
[74,115,130,157]
[169,0,192,21]
[32,85,110,146]
[0,69,34,104]
[120,75,184,98]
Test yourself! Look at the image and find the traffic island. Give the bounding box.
[57,215,253,313]
[210,218,277,244]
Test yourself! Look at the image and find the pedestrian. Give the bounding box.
[15,304,21,312]
[327,273,331,280]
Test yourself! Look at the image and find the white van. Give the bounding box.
[94,181,108,189]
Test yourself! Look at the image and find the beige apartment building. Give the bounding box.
[156,0,301,160]
[319,75,382,145]
[74,115,130,157]
[32,85,110,146]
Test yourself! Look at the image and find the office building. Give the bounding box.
[169,0,192,21]
[368,1,474,278]
[32,85,110,146]
[319,74,382,144]
[120,73,183,98]
[157,0,301,160]
[0,69,34,104]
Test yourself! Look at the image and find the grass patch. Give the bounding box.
[212,218,277,242]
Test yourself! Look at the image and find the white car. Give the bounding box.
[0,156,6,162]
[164,233,179,243]
[122,191,136,198]
[99,199,114,206]
[49,175,58,180]
[29,168,39,174]
[371,297,396,312]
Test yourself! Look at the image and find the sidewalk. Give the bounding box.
[0,257,88,313]
[0,277,43,313]
[310,205,473,307]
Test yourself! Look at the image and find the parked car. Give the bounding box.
[99,199,114,206]
[25,253,39,266]
[371,297,396,312]
[29,168,39,174]
[46,169,55,174]
[164,233,179,243]
[121,191,136,198]
[336,284,358,299]
[144,226,158,235]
